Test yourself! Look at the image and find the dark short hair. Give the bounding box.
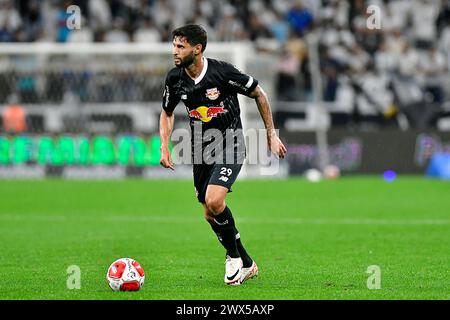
[172,24,207,52]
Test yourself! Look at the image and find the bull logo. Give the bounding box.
[206,88,220,100]
[188,105,228,123]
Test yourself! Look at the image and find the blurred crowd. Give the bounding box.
[1,0,450,128]
[0,0,314,43]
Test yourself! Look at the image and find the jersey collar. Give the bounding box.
[193,56,208,85]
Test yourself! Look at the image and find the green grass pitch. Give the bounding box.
[0,176,449,300]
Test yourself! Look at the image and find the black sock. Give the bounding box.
[208,220,225,247]
[212,206,240,258]
[235,228,253,268]
[208,223,253,267]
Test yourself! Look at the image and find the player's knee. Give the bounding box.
[205,196,225,215]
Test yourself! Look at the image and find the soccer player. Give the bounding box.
[159,24,286,285]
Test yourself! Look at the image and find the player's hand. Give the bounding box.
[160,146,174,170]
[268,133,287,159]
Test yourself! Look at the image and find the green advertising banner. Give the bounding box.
[0,135,171,166]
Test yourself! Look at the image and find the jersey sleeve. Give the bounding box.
[223,63,259,97]
[162,71,181,113]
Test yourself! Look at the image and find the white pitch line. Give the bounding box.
[0,215,449,225]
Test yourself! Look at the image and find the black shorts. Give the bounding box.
[193,162,243,203]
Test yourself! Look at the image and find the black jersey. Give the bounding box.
[162,57,258,151]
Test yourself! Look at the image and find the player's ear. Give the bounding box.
[194,44,202,55]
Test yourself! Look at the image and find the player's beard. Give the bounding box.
[175,51,195,68]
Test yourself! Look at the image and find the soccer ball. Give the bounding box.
[305,168,323,182]
[106,258,145,291]
[323,165,340,180]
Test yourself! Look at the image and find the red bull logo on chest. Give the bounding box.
[188,103,228,123]
[206,87,220,100]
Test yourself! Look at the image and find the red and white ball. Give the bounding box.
[324,165,341,180]
[107,258,145,291]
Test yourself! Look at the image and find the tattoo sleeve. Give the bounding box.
[251,86,276,137]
